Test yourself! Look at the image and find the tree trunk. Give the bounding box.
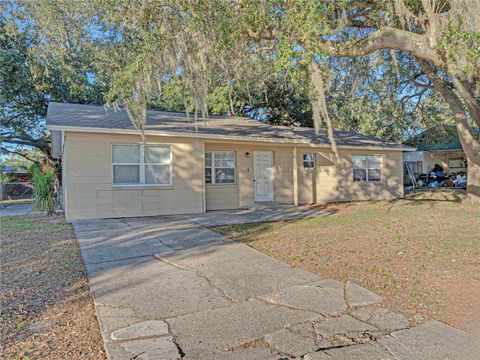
[465,153,480,203]
[417,60,480,203]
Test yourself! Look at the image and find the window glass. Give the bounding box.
[353,168,367,182]
[112,144,171,185]
[205,168,212,184]
[205,151,235,184]
[215,168,235,183]
[145,146,170,164]
[214,151,235,168]
[368,169,381,182]
[368,156,381,169]
[303,153,315,168]
[205,152,212,168]
[352,155,367,169]
[113,144,140,163]
[353,155,381,182]
[145,164,170,184]
[113,165,140,183]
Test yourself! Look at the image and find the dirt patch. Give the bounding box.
[1,215,106,359]
[214,190,480,334]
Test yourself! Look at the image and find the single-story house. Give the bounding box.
[47,102,411,221]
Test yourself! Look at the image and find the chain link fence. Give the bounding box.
[0,182,34,201]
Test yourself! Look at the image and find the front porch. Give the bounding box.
[203,141,311,212]
[186,202,330,227]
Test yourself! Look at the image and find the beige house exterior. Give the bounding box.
[48,103,409,221]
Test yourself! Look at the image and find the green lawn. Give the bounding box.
[214,190,480,333]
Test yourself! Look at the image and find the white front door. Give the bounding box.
[254,151,273,201]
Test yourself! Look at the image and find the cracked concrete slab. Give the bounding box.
[111,320,169,341]
[159,240,321,301]
[104,341,136,360]
[350,306,409,332]
[264,328,317,357]
[314,315,378,337]
[197,347,281,360]
[345,281,384,307]
[305,342,395,359]
[314,315,379,349]
[95,304,144,340]
[87,257,231,319]
[257,284,347,316]
[73,214,478,359]
[76,230,172,264]
[167,298,320,358]
[120,336,179,359]
[377,320,480,360]
[287,321,318,340]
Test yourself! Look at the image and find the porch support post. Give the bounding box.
[202,141,206,213]
[293,145,299,206]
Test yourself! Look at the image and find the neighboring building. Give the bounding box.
[1,166,31,182]
[47,102,411,221]
[403,125,479,179]
[1,166,33,200]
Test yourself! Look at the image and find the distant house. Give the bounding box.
[1,166,31,182]
[1,167,33,200]
[403,125,479,177]
[47,102,411,221]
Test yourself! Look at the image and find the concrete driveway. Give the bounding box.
[73,209,479,360]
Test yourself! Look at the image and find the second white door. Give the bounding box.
[254,151,273,201]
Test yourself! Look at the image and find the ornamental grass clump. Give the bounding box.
[32,164,55,215]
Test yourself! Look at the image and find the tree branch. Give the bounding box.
[317,27,443,67]
[418,59,480,157]
[451,77,480,127]
[1,136,51,157]
[0,146,40,164]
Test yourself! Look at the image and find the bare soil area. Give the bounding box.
[1,215,105,359]
[215,190,480,334]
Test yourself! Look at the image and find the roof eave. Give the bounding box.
[47,125,407,151]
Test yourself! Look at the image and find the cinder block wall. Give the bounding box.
[306,148,404,203]
[63,132,204,220]
[204,142,294,210]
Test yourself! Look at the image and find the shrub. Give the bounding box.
[32,163,55,214]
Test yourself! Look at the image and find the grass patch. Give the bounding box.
[0,215,105,359]
[214,190,480,333]
[1,216,65,236]
[0,199,33,206]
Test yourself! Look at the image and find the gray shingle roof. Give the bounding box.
[46,102,407,149]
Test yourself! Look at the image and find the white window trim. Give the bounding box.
[112,144,173,186]
[303,153,316,169]
[352,155,382,183]
[205,151,236,185]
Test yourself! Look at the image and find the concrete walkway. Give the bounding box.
[73,209,479,360]
[0,202,35,217]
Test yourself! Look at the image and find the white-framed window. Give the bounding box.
[205,151,236,184]
[112,144,172,185]
[303,153,315,169]
[353,155,382,182]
